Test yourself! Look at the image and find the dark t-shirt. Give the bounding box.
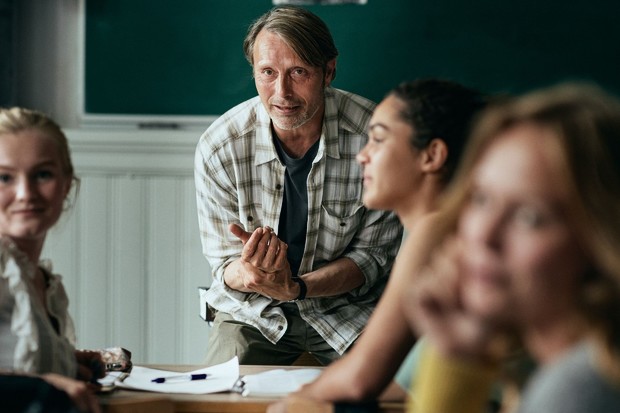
[274,137,320,277]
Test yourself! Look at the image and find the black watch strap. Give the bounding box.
[291,277,307,301]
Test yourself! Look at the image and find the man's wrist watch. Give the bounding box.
[291,277,307,301]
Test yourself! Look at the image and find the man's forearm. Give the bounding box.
[222,255,366,299]
[302,257,365,298]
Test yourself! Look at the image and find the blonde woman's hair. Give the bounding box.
[0,107,79,203]
[436,83,620,349]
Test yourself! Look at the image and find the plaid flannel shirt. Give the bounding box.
[194,87,403,354]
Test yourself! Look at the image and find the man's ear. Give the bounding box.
[324,59,336,86]
[421,138,448,173]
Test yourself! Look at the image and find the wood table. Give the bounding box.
[99,364,405,413]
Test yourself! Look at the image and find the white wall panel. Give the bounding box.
[43,130,212,364]
[74,176,113,349]
[180,179,212,363]
[147,178,182,363]
[110,177,148,357]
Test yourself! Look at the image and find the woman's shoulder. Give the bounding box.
[409,212,444,235]
[401,212,444,253]
[519,342,620,413]
[391,212,444,281]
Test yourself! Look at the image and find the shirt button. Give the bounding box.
[277,325,284,331]
[339,222,346,227]
[247,216,253,222]
[276,184,282,190]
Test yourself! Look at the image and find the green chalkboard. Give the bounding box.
[85,0,620,116]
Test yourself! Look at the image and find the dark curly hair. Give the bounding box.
[390,79,487,183]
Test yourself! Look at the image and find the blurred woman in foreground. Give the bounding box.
[407,83,620,413]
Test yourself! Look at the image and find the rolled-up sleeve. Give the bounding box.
[194,132,241,283]
[343,207,402,296]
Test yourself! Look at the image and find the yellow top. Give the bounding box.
[409,344,499,413]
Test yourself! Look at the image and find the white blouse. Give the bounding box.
[0,237,77,376]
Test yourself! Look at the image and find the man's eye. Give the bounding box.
[0,174,12,184]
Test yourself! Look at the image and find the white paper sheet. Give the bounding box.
[240,368,322,397]
[109,356,240,394]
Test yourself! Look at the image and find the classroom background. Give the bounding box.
[2,0,619,364]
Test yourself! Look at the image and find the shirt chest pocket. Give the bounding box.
[317,203,365,254]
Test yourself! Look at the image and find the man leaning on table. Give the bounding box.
[194,6,402,366]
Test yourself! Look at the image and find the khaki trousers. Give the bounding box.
[204,303,344,366]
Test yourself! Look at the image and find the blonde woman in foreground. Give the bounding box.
[0,107,102,412]
[406,83,620,413]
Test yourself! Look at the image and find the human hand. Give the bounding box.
[75,350,105,382]
[402,237,509,364]
[267,395,333,413]
[236,254,298,301]
[41,373,101,413]
[230,224,288,274]
[229,223,252,244]
[266,399,288,413]
[228,224,298,300]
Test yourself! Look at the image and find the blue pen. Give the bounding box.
[151,373,209,384]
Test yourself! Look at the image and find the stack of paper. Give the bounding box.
[239,368,323,397]
[100,357,240,394]
[98,357,322,397]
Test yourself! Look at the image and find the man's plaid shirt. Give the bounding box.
[194,87,403,354]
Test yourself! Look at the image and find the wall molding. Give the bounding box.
[65,129,205,176]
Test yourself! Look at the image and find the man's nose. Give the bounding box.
[275,75,292,97]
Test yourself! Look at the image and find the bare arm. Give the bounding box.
[279,214,442,402]
[302,257,364,298]
[41,373,101,413]
[399,236,509,413]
